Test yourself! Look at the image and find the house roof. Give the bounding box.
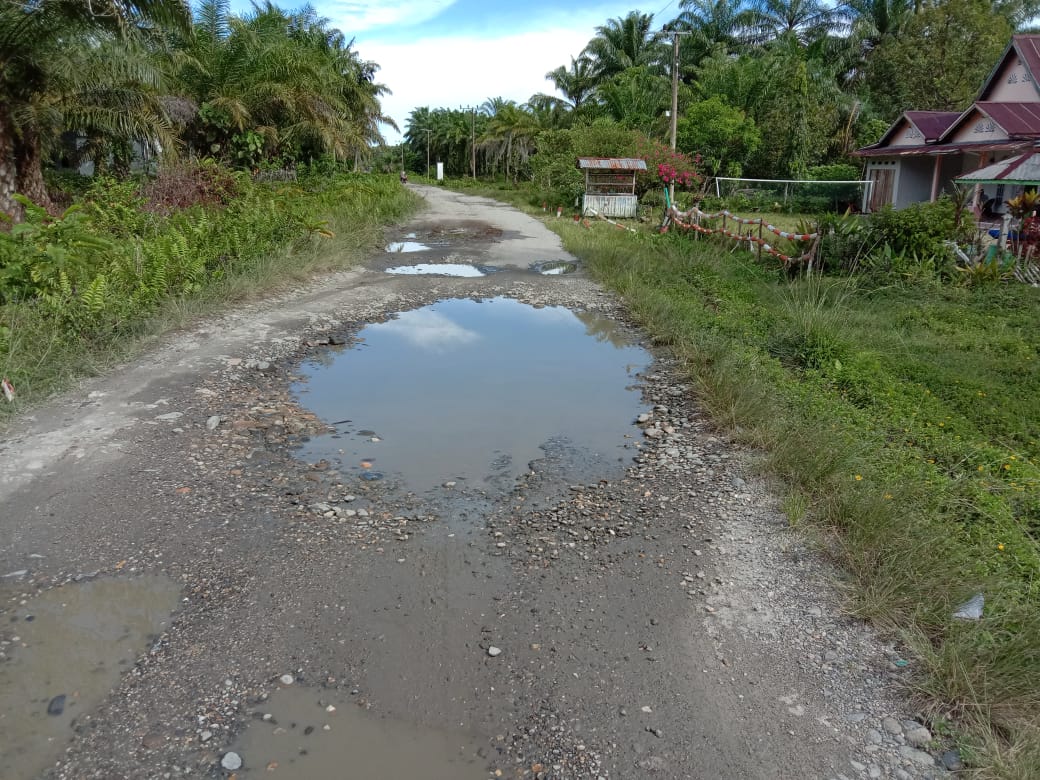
[975,102,1040,136]
[977,34,1040,101]
[854,140,1029,158]
[955,149,1040,184]
[855,34,1040,158]
[904,111,961,141]
[576,157,647,171]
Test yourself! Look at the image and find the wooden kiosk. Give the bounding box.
[577,157,646,218]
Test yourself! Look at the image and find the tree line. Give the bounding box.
[404,0,1037,182]
[0,0,392,220]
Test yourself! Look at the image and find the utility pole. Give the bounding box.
[669,31,689,206]
[470,107,477,180]
[424,128,432,179]
[461,106,477,179]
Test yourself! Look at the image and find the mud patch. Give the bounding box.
[233,686,486,778]
[0,576,180,780]
[291,297,649,493]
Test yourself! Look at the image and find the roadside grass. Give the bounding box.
[0,174,421,419]
[544,217,1040,777]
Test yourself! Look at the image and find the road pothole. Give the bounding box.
[384,241,431,253]
[231,686,486,778]
[290,297,650,494]
[0,576,180,780]
[385,263,490,277]
[532,260,578,275]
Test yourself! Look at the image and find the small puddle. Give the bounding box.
[292,297,649,493]
[385,263,487,277]
[233,687,486,778]
[0,576,181,780]
[385,241,430,253]
[533,260,578,275]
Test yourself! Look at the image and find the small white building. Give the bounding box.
[577,157,646,218]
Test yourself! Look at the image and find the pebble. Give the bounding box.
[898,745,935,766]
[206,415,221,430]
[279,674,294,685]
[221,752,243,771]
[882,717,903,735]
[47,694,66,716]
[487,646,502,657]
[200,730,213,742]
[155,412,183,421]
[905,725,931,747]
[940,749,963,770]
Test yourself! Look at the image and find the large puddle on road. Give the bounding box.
[233,686,487,778]
[292,297,649,493]
[0,576,181,780]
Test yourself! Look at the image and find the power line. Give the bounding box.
[655,0,678,19]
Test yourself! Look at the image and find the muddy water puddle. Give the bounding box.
[385,241,432,253]
[233,686,486,779]
[385,263,490,277]
[292,297,649,493]
[0,576,181,779]
[533,260,578,275]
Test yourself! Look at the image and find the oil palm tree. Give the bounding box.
[583,11,667,83]
[174,1,387,166]
[745,0,843,46]
[0,0,190,219]
[478,100,538,180]
[543,56,597,112]
[673,0,757,58]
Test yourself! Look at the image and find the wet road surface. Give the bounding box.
[0,186,932,780]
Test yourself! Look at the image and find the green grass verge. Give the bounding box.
[547,218,1039,777]
[0,174,421,419]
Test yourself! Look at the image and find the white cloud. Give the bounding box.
[322,0,458,32]
[378,309,481,351]
[354,0,638,145]
[360,27,593,143]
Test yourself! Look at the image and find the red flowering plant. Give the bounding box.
[633,138,705,199]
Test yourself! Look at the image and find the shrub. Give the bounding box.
[141,160,241,215]
[868,197,974,272]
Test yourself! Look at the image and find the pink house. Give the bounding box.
[854,35,1040,213]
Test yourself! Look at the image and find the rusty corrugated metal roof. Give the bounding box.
[576,157,647,171]
[853,140,1029,158]
[904,111,961,141]
[975,102,1040,136]
[1014,35,1040,82]
[956,150,1040,184]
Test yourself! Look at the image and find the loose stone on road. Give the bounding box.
[0,185,950,779]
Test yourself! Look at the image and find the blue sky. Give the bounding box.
[229,1,662,142]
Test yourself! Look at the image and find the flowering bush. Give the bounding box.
[657,163,699,188]
[632,138,703,196]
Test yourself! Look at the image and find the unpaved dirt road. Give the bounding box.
[0,186,949,779]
